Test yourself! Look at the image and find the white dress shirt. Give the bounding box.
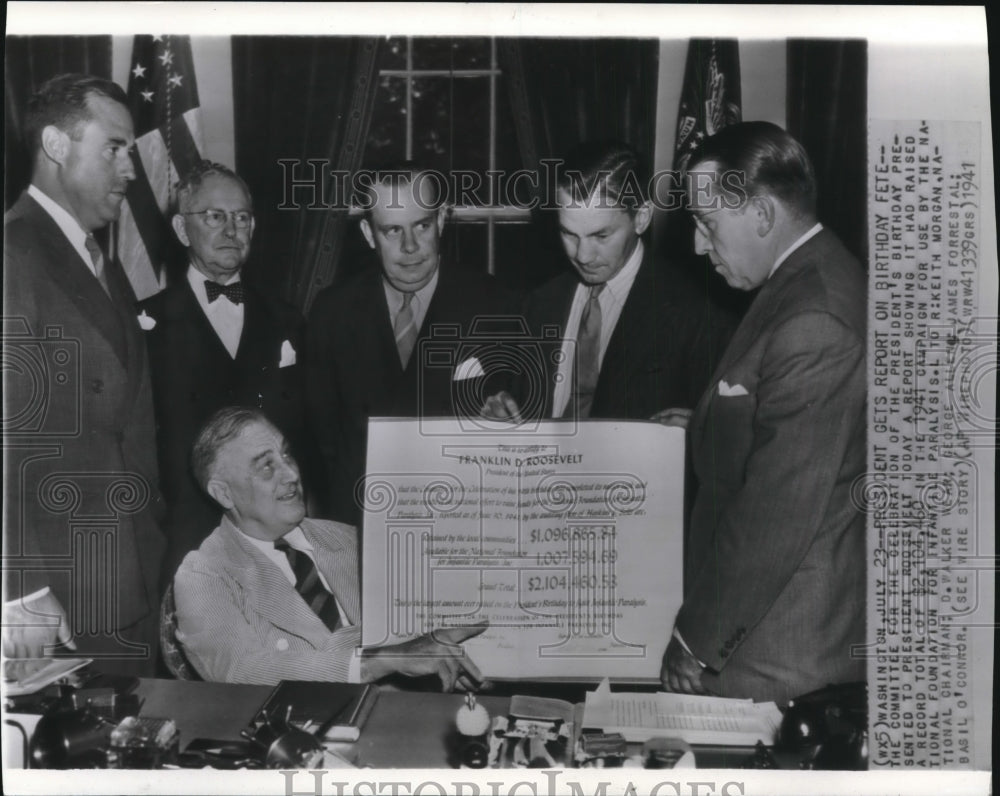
[551,240,645,417]
[186,265,245,359]
[28,184,100,278]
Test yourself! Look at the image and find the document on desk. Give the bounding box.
[360,418,685,681]
[582,679,782,745]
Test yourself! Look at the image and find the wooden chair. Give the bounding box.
[159,582,201,680]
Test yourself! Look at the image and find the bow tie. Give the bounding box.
[205,280,244,305]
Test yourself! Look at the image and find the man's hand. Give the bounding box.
[362,625,489,692]
[649,407,693,429]
[2,591,75,658]
[481,391,523,422]
[660,633,708,695]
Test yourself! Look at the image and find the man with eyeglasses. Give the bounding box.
[140,160,313,590]
[660,122,866,706]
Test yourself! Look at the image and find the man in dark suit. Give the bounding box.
[661,122,866,705]
[306,165,517,525]
[483,141,730,423]
[139,161,311,588]
[3,74,165,674]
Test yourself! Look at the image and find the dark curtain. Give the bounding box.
[498,38,659,170]
[232,37,382,314]
[787,39,868,265]
[5,36,113,211]
[498,38,660,288]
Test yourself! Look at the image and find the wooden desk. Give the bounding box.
[135,679,766,769]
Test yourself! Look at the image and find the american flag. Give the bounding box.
[673,39,742,172]
[117,35,203,299]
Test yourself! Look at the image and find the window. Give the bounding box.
[364,37,532,279]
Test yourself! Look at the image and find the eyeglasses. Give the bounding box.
[182,209,254,229]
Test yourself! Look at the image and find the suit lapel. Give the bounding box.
[302,519,360,626]
[235,287,278,373]
[690,232,824,444]
[21,196,128,364]
[104,252,147,415]
[216,519,335,645]
[593,253,658,411]
[540,274,578,416]
[369,271,405,379]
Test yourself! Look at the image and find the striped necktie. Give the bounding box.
[394,291,418,368]
[565,283,605,418]
[274,538,342,633]
[84,234,111,296]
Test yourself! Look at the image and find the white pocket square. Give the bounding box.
[279,339,297,368]
[137,310,156,331]
[453,356,485,381]
[718,379,749,397]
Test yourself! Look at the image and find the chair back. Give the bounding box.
[159,582,201,680]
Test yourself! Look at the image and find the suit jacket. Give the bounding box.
[139,279,310,587]
[3,193,165,645]
[676,228,867,706]
[520,248,733,419]
[306,265,517,524]
[173,517,361,684]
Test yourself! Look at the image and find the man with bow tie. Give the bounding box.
[139,161,314,591]
[173,407,487,689]
[3,73,165,674]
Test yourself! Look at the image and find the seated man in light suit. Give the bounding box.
[173,406,486,689]
[661,122,866,706]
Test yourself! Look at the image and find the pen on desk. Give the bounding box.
[345,684,371,726]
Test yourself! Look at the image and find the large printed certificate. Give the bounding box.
[360,418,685,681]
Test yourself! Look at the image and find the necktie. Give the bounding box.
[205,280,245,305]
[566,283,605,419]
[84,235,111,296]
[394,291,418,368]
[274,538,343,633]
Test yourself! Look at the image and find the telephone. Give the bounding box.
[777,681,868,770]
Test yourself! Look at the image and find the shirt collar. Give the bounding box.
[28,184,91,257]
[769,223,823,278]
[383,265,440,314]
[238,524,311,555]
[600,238,644,302]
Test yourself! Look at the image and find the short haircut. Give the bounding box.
[175,160,253,213]
[24,73,129,159]
[556,140,650,214]
[191,406,271,491]
[688,121,817,217]
[354,160,444,218]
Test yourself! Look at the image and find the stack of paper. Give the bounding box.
[2,658,91,698]
[582,679,782,746]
